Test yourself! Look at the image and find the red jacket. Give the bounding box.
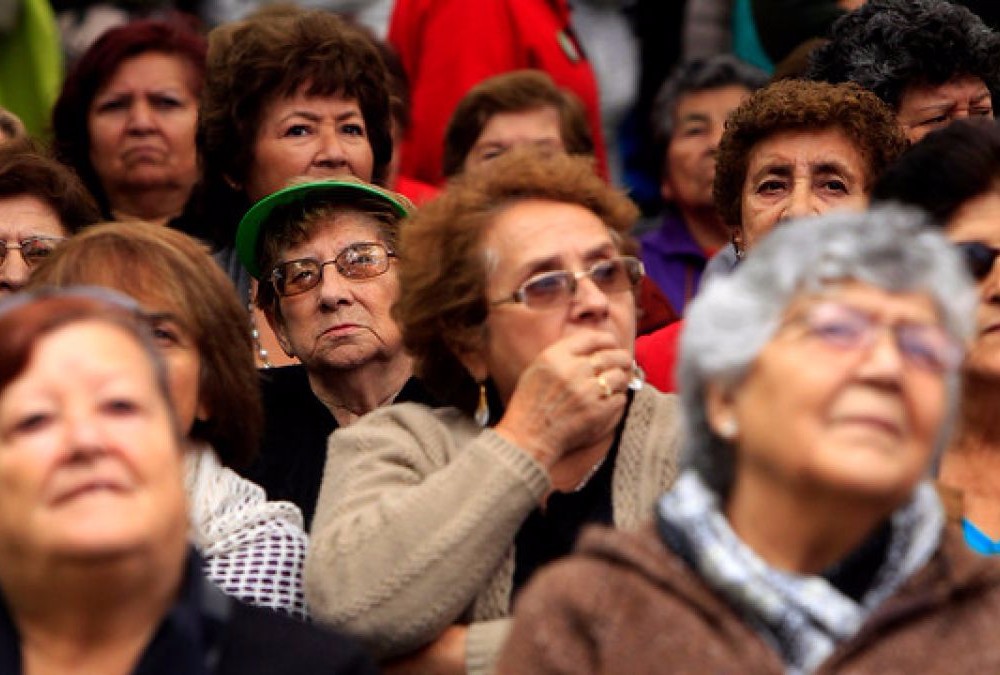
[635,319,682,393]
[388,0,608,185]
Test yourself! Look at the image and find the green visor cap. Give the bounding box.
[236,178,412,279]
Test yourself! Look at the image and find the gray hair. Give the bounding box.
[806,0,1000,111]
[651,54,769,144]
[677,205,977,496]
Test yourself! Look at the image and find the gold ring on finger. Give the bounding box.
[595,374,613,399]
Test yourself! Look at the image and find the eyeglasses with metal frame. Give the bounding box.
[785,301,962,375]
[269,241,395,297]
[0,236,65,268]
[490,256,644,310]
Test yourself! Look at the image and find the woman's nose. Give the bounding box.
[126,100,156,133]
[313,127,348,169]
[0,249,30,293]
[571,273,611,321]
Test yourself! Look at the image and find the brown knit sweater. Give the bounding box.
[497,522,1000,674]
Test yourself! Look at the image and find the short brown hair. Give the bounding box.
[713,79,906,229]
[0,139,99,234]
[395,148,638,411]
[28,222,261,469]
[199,7,394,190]
[442,70,595,178]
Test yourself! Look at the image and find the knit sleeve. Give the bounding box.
[185,447,309,620]
[305,403,550,660]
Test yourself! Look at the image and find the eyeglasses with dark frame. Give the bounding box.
[0,236,65,268]
[491,256,645,310]
[955,241,1000,281]
[784,301,962,375]
[269,242,396,297]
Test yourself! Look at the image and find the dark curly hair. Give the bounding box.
[807,0,1000,110]
[872,118,1000,225]
[51,17,207,218]
[713,79,907,230]
[395,148,638,413]
[199,7,393,192]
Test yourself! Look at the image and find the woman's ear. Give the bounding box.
[453,328,488,382]
[705,380,740,441]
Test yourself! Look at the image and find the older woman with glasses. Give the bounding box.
[236,178,431,529]
[874,119,1000,554]
[497,206,1000,674]
[303,150,682,674]
[0,140,99,296]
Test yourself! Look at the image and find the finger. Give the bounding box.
[586,347,633,375]
[555,330,621,357]
[593,366,629,399]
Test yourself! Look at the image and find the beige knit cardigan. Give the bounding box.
[305,385,682,674]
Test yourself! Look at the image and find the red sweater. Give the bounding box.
[388,0,608,186]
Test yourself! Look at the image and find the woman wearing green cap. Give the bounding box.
[236,177,431,529]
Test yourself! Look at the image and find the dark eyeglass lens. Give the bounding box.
[957,242,999,280]
[0,239,59,267]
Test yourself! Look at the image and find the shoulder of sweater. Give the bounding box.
[334,401,473,444]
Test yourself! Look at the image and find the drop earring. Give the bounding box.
[474,382,490,427]
[718,417,739,440]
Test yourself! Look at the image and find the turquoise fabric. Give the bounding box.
[0,0,63,139]
[962,518,1000,555]
[731,0,773,73]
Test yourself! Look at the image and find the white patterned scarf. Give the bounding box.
[656,472,944,675]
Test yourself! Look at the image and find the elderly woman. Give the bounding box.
[0,140,99,296]
[873,120,1000,553]
[497,206,1000,674]
[28,223,309,618]
[198,5,394,367]
[304,150,682,674]
[807,0,1000,143]
[0,289,379,674]
[51,18,205,226]
[442,70,676,335]
[236,178,430,528]
[636,78,907,392]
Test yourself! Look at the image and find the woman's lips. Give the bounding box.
[321,323,360,338]
[50,478,131,506]
[831,414,903,438]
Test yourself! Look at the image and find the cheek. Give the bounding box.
[164,354,202,432]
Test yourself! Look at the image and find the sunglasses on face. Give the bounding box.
[0,236,65,267]
[490,256,645,310]
[955,241,1000,281]
[269,241,395,297]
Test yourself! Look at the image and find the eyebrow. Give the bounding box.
[748,159,858,184]
[516,242,618,278]
[677,112,710,126]
[912,89,992,114]
[277,109,363,125]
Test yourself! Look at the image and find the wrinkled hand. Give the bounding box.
[383,625,467,675]
[495,331,631,468]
